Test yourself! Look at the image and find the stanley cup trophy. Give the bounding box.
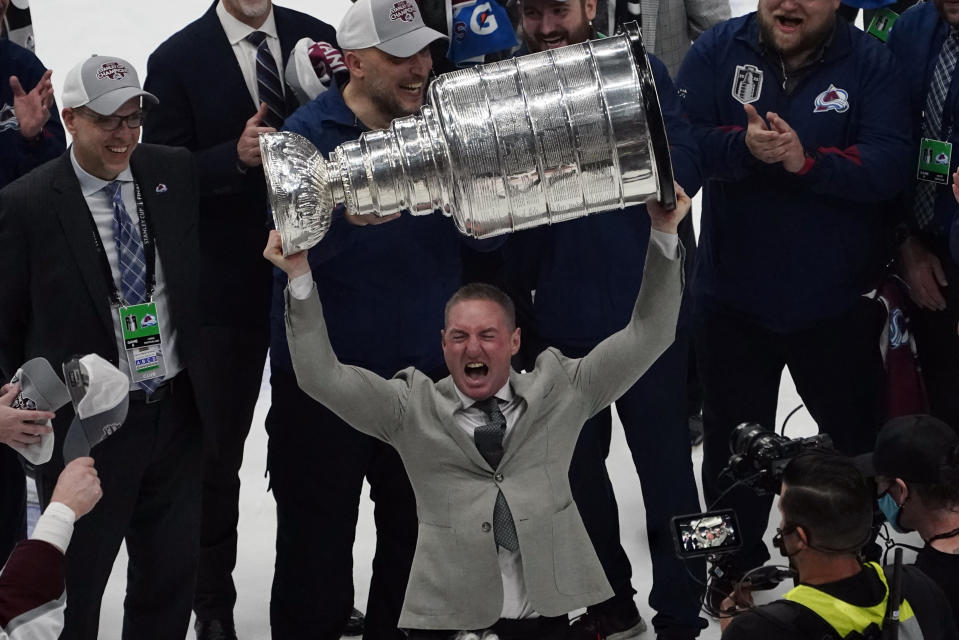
[261,22,675,255]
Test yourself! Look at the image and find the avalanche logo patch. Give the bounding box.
[813,84,849,113]
[731,64,763,105]
[889,308,908,349]
[389,0,417,22]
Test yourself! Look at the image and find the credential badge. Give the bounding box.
[731,64,763,105]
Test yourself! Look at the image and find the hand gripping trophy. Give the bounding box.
[260,22,675,255]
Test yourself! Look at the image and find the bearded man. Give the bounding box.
[676,0,913,592]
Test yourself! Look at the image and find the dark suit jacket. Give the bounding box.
[0,144,200,464]
[142,2,339,328]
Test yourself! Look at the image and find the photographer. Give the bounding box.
[719,452,957,640]
[857,415,959,628]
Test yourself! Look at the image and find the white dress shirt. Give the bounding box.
[216,0,284,111]
[70,148,182,389]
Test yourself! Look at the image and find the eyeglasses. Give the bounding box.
[74,107,145,131]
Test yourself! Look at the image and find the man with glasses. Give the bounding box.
[0,54,203,640]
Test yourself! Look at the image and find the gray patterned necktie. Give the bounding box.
[914,29,959,230]
[474,397,519,552]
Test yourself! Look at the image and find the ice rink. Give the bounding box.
[21,1,907,638]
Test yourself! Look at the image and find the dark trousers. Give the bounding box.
[37,373,202,640]
[406,615,569,640]
[0,445,26,564]
[695,300,883,570]
[191,325,269,622]
[911,238,959,429]
[566,333,706,637]
[267,370,418,640]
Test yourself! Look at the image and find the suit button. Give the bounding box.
[494,473,504,482]
[482,522,492,532]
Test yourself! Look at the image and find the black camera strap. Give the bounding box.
[927,526,959,544]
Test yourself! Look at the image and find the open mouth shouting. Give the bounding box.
[465,362,489,381]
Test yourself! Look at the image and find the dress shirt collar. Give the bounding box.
[216,0,278,45]
[69,146,134,197]
[453,380,514,411]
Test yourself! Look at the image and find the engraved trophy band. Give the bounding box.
[261,22,674,255]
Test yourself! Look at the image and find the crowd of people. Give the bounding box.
[0,0,957,639]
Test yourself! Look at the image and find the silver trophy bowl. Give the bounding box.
[261,22,674,255]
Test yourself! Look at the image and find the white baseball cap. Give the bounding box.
[338,0,447,58]
[61,55,158,115]
[7,357,71,465]
[62,354,130,463]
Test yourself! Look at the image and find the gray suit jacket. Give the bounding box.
[284,238,683,630]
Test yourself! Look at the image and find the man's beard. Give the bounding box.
[369,83,422,123]
[757,9,835,66]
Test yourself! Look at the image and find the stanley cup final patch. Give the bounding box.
[731,64,763,105]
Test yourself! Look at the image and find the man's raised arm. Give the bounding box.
[562,184,690,418]
[264,231,410,441]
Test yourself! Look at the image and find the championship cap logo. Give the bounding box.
[813,84,849,113]
[390,0,417,22]
[731,64,763,105]
[96,61,129,81]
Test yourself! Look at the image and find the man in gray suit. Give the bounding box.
[262,185,689,639]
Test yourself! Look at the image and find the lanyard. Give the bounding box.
[86,181,156,306]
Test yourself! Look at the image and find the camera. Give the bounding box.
[723,422,833,495]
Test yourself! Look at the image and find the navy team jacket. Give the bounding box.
[676,13,912,332]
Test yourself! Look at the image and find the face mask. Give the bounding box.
[878,491,913,534]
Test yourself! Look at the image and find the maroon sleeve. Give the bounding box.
[0,539,65,627]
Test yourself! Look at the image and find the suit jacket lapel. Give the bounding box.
[498,369,545,468]
[435,370,551,471]
[51,154,115,338]
[194,2,257,109]
[435,376,498,472]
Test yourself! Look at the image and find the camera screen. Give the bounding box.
[671,509,742,558]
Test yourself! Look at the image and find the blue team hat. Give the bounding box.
[448,1,518,66]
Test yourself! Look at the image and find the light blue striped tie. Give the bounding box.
[107,181,161,395]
